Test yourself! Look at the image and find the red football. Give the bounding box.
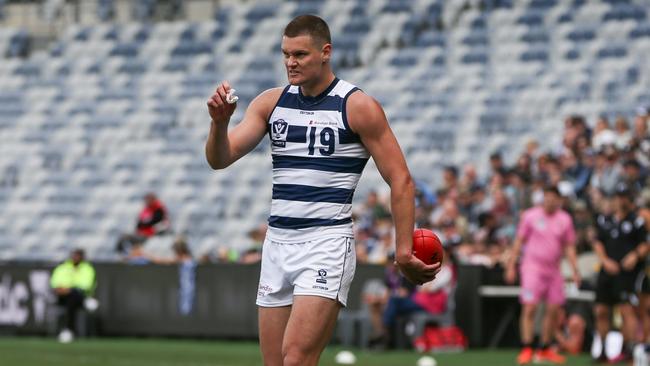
[412,228,443,265]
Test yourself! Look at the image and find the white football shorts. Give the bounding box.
[256,235,356,307]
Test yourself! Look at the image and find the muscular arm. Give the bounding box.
[347,92,437,284]
[205,85,282,169]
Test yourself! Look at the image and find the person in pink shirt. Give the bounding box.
[505,186,581,365]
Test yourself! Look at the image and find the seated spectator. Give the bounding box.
[361,278,389,347]
[124,241,151,265]
[621,159,645,194]
[50,249,96,343]
[412,245,457,317]
[459,163,482,194]
[381,257,418,348]
[382,247,457,348]
[115,193,170,254]
[590,147,622,196]
[613,116,632,150]
[631,107,650,167]
[441,165,459,199]
[458,212,506,266]
[489,151,506,179]
[240,224,266,264]
[572,200,595,254]
[554,303,589,355]
[560,149,592,197]
[152,237,194,265]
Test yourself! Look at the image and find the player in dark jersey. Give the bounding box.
[637,191,650,343]
[592,184,648,363]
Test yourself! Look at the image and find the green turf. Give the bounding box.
[0,337,594,366]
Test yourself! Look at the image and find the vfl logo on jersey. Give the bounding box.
[316,269,328,284]
[271,119,289,147]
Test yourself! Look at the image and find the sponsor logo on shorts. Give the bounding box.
[258,284,273,297]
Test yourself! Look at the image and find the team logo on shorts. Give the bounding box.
[271,119,289,147]
[316,269,328,284]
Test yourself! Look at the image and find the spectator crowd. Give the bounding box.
[354,108,650,269]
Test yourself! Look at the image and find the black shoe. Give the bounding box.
[368,335,387,350]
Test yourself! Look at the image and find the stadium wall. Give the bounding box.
[0,263,505,347]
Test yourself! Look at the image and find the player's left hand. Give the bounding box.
[395,253,441,285]
[621,251,638,271]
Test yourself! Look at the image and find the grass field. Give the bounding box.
[0,337,595,366]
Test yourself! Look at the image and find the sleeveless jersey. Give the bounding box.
[266,78,369,242]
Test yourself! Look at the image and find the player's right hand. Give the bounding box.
[396,253,440,285]
[207,81,237,124]
[602,258,620,275]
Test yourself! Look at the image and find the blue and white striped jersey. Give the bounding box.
[266,78,370,242]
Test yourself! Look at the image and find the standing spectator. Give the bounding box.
[505,186,580,365]
[592,184,648,363]
[115,193,170,253]
[150,237,197,315]
[50,249,96,343]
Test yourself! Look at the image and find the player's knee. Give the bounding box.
[522,305,536,318]
[282,344,313,366]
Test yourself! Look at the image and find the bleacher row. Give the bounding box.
[0,0,649,261]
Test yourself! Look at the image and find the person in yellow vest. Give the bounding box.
[50,248,96,343]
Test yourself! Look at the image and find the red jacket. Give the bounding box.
[136,200,167,237]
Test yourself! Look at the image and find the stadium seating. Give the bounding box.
[0,0,649,261]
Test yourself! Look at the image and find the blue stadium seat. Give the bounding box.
[1,0,649,260]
